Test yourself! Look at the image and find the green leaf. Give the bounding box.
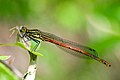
[16,42,43,56]
[29,50,43,56]
[0,62,18,80]
[0,42,43,57]
[15,42,28,50]
[0,56,11,60]
[0,44,16,46]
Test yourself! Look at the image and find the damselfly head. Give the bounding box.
[9,26,28,38]
[17,26,28,38]
[19,26,27,34]
[10,26,30,38]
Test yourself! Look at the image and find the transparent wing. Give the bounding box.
[41,31,98,58]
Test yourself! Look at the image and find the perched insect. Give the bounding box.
[12,26,111,67]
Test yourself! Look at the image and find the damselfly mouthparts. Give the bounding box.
[14,26,111,67]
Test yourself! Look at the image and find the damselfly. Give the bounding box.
[11,26,111,67]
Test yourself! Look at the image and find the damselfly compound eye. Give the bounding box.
[19,26,27,33]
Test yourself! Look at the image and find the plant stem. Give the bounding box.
[23,51,37,80]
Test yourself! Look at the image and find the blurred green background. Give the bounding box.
[0,0,120,80]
